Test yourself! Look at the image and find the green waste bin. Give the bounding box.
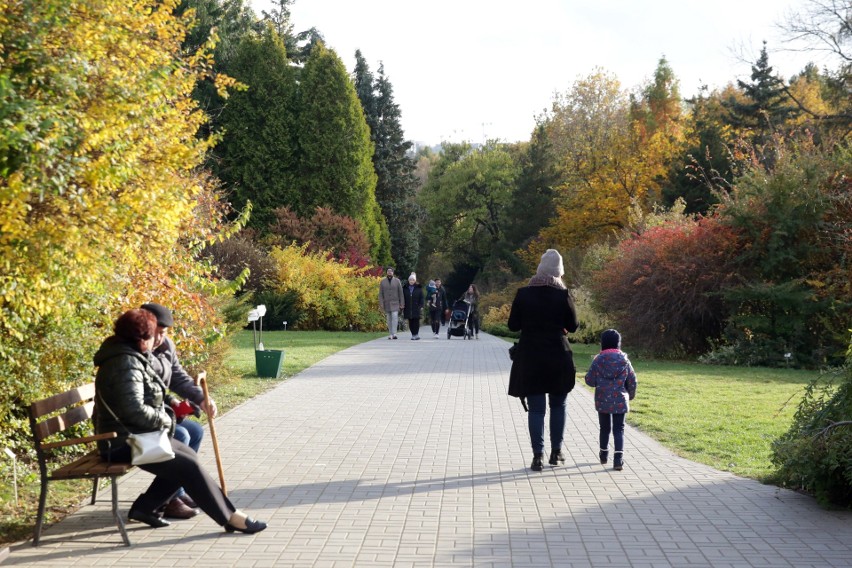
[255,349,284,378]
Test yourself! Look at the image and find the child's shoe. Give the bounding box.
[613,452,623,471]
[599,449,608,464]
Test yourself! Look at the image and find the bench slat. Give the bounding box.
[33,401,95,444]
[30,383,96,419]
[51,451,131,479]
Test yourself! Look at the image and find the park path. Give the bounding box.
[5,332,852,567]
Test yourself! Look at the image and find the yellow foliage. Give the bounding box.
[0,0,232,364]
[269,244,385,331]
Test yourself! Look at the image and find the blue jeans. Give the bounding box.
[172,419,204,498]
[599,412,626,452]
[527,393,568,455]
[174,419,203,452]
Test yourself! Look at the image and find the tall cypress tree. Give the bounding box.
[212,25,298,229]
[353,53,421,274]
[296,42,391,264]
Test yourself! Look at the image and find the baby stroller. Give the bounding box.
[447,299,472,340]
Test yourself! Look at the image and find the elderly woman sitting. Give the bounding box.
[94,308,267,534]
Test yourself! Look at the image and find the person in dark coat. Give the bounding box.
[434,278,449,326]
[94,308,267,534]
[137,302,213,519]
[402,273,424,340]
[507,249,579,471]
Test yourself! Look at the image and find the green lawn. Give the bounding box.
[571,342,818,480]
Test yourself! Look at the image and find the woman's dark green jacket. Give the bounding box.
[93,336,173,455]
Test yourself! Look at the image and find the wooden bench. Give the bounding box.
[28,382,133,546]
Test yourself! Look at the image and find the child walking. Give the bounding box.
[585,329,637,471]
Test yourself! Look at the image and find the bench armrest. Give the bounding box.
[40,431,118,450]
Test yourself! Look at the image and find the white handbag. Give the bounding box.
[125,429,175,465]
[99,394,175,465]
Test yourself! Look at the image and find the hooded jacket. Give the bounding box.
[584,349,637,413]
[93,336,173,454]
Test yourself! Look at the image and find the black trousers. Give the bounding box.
[408,318,421,337]
[105,439,235,525]
[429,308,441,334]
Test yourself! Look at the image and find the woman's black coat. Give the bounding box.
[507,285,579,397]
[402,283,424,320]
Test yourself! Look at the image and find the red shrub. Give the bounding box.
[591,216,741,355]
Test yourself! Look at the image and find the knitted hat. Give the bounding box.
[408,273,416,283]
[536,249,564,278]
[601,329,621,350]
[140,303,174,328]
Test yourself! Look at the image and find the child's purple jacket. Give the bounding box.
[584,349,637,414]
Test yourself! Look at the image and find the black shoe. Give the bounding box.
[613,452,623,471]
[549,449,565,465]
[129,508,171,528]
[224,517,268,534]
[600,449,608,465]
[530,454,543,472]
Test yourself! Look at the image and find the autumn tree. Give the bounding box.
[591,215,741,355]
[268,206,373,268]
[780,0,852,137]
[0,0,237,449]
[534,68,683,260]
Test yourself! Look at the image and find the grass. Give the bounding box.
[571,342,819,480]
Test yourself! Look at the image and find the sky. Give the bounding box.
[248,0,823,145]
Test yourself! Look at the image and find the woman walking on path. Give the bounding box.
[402,273,424,340]
[463,284,481,338]
[585,329,637,471]
[507,249,579,471]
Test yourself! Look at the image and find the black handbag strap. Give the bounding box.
[97,392,131,435]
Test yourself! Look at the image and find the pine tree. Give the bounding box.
[726,42,799,142]
[355,56,422,274]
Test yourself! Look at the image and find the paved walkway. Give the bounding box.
[6,333,852,567]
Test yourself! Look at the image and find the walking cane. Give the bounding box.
[199,373,227,495]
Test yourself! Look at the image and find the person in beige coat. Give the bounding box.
[379,267,405,339]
